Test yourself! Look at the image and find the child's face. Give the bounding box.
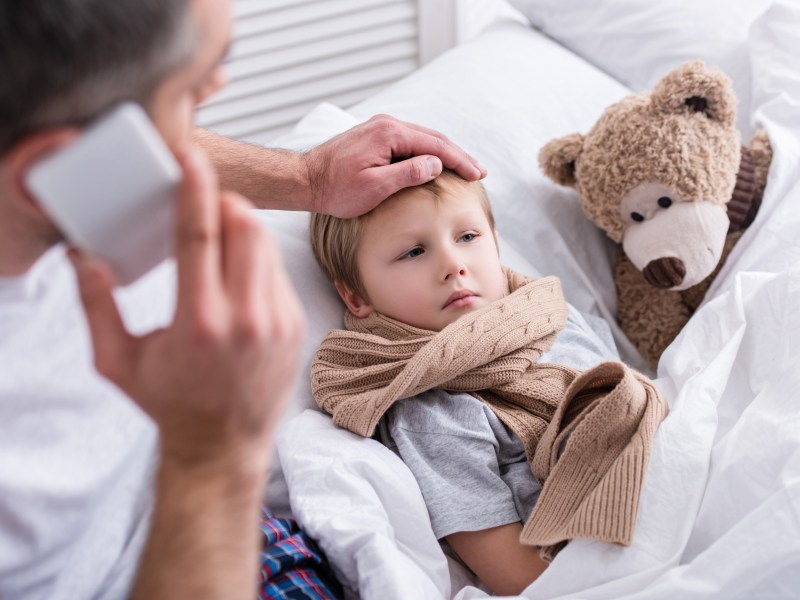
[340,182,507,331]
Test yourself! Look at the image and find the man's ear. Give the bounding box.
[538,133,584,188]
[4,128,79,217]
[334,281,374,318]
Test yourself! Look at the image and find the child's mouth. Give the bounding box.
[443,290,477,309]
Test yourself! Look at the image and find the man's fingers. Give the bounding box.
[368,115,486,180]
[220,192,266,315]
[398,128,484,181]
[175,146,222,314]
[68,249,133,386]
[366,155,443,201]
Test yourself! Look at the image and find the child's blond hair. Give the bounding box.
[310,170,495,299]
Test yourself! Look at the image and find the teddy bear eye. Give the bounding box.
[658,196,673,208]
[630,212,645,222]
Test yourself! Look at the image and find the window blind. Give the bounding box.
[195,0,430,145]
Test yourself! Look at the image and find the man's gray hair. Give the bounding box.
[0,0,197,154]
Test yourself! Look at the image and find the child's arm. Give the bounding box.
[447,523,548,596]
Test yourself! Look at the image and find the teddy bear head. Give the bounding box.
[539,61,741,291]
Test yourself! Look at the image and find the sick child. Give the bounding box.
[309,170,666,595]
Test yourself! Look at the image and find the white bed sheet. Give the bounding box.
[273,5,800,598]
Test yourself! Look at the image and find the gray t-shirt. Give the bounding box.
[377,305,619,539]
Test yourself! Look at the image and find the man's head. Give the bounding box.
[0,0,233,155]
[0,0,232,273]
[311,170,507,332]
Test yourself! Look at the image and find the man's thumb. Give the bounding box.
[409,155,443,184]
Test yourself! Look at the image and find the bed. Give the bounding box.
[243,2,800,597]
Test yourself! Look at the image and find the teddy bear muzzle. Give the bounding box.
[622,200,730,291]
[642,257,687,289]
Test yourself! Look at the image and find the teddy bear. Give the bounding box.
[538,60,772,365]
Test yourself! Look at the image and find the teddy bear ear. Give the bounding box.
[538,133,585,188]
[650,60,737,127]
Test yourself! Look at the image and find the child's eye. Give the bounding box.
[459,232,478,242]
[401,247,425,260]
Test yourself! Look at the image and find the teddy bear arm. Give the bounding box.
[749,129,773,205]
[616,253,692,365]
[728,132,773,231]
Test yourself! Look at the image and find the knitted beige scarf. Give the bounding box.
[312,269,668,559]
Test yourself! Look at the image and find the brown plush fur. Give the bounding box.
[615,231,742,363]
[539,61,773,365]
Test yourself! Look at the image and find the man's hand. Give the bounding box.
[195,116,485,217]
[69,146,305,599]
[303,114,487,218]
[69,145,304,473]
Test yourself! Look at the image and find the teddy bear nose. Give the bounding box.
[643,257,686,288]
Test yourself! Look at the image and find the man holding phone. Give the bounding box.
[0,1,485,598]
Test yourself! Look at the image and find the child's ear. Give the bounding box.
[334,281,374,318]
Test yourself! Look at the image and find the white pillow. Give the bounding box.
[252,103,360,513]
[507,0,775,139]
[269,101,358,152]
[277,410,455,599]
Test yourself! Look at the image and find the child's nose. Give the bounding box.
[443,267,466,281]
[442,251,467,281]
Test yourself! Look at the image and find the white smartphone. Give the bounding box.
[25,102,181,286]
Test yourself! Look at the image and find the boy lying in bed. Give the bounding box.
[309,170,667,595]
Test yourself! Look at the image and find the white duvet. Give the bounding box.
[272,4,800,598]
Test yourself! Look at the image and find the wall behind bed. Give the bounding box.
[195,0,524,145]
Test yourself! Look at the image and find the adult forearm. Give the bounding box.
[195,115,487,219]
[130,453,268,600]
[194,128,313,211]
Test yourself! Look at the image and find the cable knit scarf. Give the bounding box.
[311,269,668,559]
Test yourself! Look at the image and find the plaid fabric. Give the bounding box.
[258,507,343,600]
